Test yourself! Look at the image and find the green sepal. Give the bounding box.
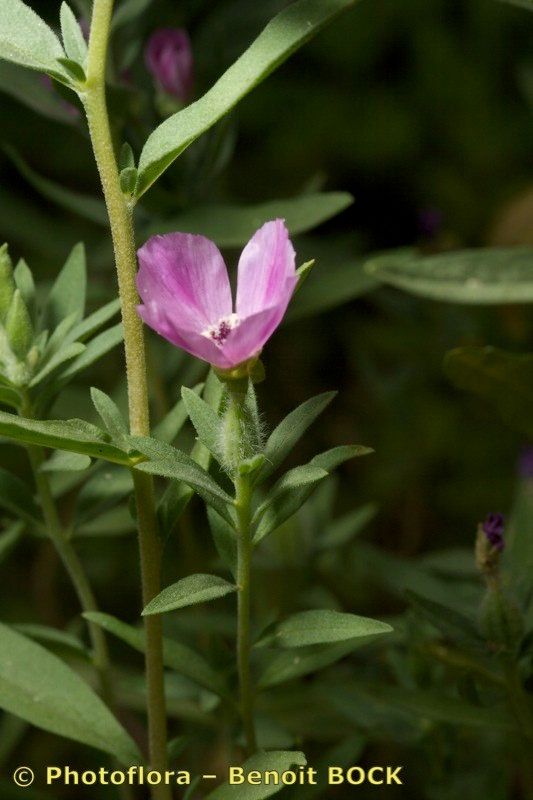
[5,289,33,359]
[0,244,15,322]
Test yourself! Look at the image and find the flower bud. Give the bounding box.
[0,244,15,322]
[475,513,505,576]
[5,289,33,359]
[145,28,194,107]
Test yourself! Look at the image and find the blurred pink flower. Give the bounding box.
[136,220,297,369]
[144,28,194,102]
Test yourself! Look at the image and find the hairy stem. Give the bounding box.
[229,388,257,756]
[83,0,169,793]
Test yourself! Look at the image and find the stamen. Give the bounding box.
[203,314,239,346]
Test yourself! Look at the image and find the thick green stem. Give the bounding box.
[83,1,169,793]
[26,442,112,698]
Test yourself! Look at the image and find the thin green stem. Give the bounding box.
[83,1,169,794]
[235,472,257,756]
[25,442,112,698]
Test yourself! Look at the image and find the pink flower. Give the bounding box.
[136,220,297,370]
[144,28,194,103]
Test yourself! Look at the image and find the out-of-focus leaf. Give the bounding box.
[0,0,64,72]
[29,342,86,386]
[45,242,86,328]
[0,466,42,525]
[40,450,91,472]
[0,522,24,563]
[316,503,377,549]
[136,0,358,196]
[0,61,76,122]
[273,609,392,648]
[142,574,236,616]
[206,751,307,800]
[13,623,87,655]
[153,384,203,444]
[4,147,107,226]
[366,247,533,304]
[406,590,482,644]
[444,346,533,438]
[58,324,123,381]
[112,0,153,29]
[84,612,228,697]
[290,254,374,320]
[146,193,354,246]
[0,623,141,764]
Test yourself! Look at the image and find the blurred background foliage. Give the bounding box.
[2,0,533,798]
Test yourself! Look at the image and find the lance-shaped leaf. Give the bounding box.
[206,751,307,800]
[90,387,128,445]
[153,383,203,443]
[5,147,108,227]
[444,346,533,438]
[0,623,141,764]
[45,242,86,328]
[84,612,228,697]
[0,411,132,464]
[132,436,235,524]
[146,192,354,246]
[365,246,533,304]
[272,609,392,648]
[254,445,372,542]
[142,574,237,616]
[258,391,337,483]
[0,466,42,526]
[252,464,328,525]
[136,0,357,196]
[67,299,121,344]
[59,3,87,66]
[181,386,222,460]
[0,0,65,73]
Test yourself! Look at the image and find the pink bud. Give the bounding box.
[144,28,194,103]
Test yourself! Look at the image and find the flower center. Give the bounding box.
[202,314,239,346]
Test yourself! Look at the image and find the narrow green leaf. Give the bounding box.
[181,386,221,459]
[311,444,373,471]
[59,3,87,65]
[207,507,237,577]
[142,574,236,616]
[41,450,91,472]
[253,465,328,524]
[316,503,377,550]
[406,591,482,644]
[0,467,42,526]
[84,612,227,697]
[0,0,64,72]
[444,346,533,438]
[153,383,203,443]
[258,391,337,483]
[4,147,107,227]
[0,521,24,563]
[13,623,87,656]
[206,751,307,800]
[366,246,533,304]
[59,323,123,380]
[90,387,128,443]
[136,0,357,196]
[133,436,235,524]
[273,610,392,648]
[67,299,121,343]
[45,242,86,328]
[29,342,85,386]
[0,623,141,764]
[0,410,132,464]
[146,193,354,246]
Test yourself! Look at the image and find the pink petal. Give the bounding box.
[137,233,232,335]
[221,306,290,367]
[236,219,297,319]
[137,304,230,368]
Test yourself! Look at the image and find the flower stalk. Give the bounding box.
[83,0,169,794]
[228,390,257,755]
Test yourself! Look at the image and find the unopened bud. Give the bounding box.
[5,289,33,359]
[0,244,15,322]
[475,513,504,576]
